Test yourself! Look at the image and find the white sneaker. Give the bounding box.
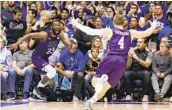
[73,96,79,102]
[169,96,172,102]
[125,95,132,101]
[142,95,149,102]
[95,74,108,93]
[85,101,93,110]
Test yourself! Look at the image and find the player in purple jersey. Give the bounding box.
[8,18,71,100]
[70,14,158,110]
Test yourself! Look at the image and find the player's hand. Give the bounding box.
[149,19,158,29]
[7,43,18,51]
[69,17,79,28]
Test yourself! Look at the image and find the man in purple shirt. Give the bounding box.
[70,13,158,110]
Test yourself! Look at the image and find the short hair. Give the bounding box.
[28,9,37,17]
[61,8,69,15]
[95,16,103,22]
[114,14,124,25]
[155,3,163,9]
[160,42,170,49]
[107,6,115,16]
[131,17,139,22]
[13,7,22,15]
[138,38,148,44]
[131,4,138,11]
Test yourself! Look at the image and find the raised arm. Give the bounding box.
[130,20,158,39]
[69,17,113,40]
[60,31,71,49]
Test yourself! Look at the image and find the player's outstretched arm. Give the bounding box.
[60,31,71,49]
[8,31,47,50]
[69,17,113,40]
[130,20,158,39]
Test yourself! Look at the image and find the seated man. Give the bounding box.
[123,38,153,102]
[0,36,13,100]
[151,42,172,101]
[57,38,86,101]
[7,40,35,101]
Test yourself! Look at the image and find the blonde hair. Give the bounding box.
[92,36,103,50]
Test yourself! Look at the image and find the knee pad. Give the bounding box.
[42,64,56,79]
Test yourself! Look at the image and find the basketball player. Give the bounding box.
[8,19,71,100]
[69,14,158,110]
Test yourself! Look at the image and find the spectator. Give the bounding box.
[1,1,16,22]
[60,8,74,38]
[94,17,108,52]
[130,17,143,47]
[41,62,74,102]
[126,4,139,22]
[84,48,101,98]
[26,9,39,32]
[29,2,37,10]
[58,38,86,101]
[9,40,35,101]
[3,7,26,45]
[1,1,9,9]
[124,38,153,102]
[102,6,115,28]
[151,42,172,101]
[85,36,105,61]
[0,37,12,100]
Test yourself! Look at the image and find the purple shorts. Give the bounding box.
[32,56,49,70]
[96,55,127,88]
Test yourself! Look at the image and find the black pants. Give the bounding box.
[40,87,74,102]
[123,70,151,95]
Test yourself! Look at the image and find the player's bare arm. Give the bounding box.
[8,31,47,50]
[60,31,71,49]
[130,20,158,39]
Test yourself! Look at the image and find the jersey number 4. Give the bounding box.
[118,36,124,49]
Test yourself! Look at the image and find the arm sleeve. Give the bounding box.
[152,55,160,74]
[130,26,154,39]
[74,53,86,73]
[12,52,18,61]
[163,56,172,76]
[76,23,113,40]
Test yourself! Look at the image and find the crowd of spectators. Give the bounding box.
[0,1,172,102]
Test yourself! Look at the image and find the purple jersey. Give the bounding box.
[32,31,60,60]
[108,27,131,59]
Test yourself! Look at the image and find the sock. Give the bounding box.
[88,94,98,105]
[37,75,50,87]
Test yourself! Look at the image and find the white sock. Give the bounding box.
[88,94,98,105]
[37,82,46,88]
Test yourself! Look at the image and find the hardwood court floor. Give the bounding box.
[1,101,172,110]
